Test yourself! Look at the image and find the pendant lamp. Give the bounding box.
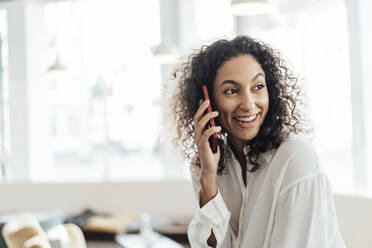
[231,0,272,16]
[47,55,66,73]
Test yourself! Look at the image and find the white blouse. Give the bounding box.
[187,135,345,248]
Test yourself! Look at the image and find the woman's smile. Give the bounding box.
[233,112,260,129]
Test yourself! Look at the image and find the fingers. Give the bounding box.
[193,99,210,142]
[199,111,219,131]
[194,99,219,144]
[198,126,221,151]
[194,99,210,124]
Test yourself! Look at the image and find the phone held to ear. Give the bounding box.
[202,85,218,153]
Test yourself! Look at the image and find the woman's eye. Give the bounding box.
[224,88,238,94]
[255,84,265,90]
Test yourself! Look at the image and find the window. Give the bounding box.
[0,8,10,181]
[194,0,234,40]
[3,0,367,195]
[36,0,188,181]
[250,1,353,194]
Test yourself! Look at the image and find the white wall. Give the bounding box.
[334,194,372,247]
[0,181,195,217]
[0,181,371,247]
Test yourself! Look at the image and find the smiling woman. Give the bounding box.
[169,36,311,174]
[167,36,345,247]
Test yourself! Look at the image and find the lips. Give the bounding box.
[235,113,259,118]
[234,114,258,122]
[233,113,259,129]
[233,112,260,121]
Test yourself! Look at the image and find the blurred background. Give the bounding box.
[0,0,371,247]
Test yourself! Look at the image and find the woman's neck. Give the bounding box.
[227,137,248,187]
[227,137,248,166]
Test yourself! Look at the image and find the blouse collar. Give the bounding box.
[223,134,271,171]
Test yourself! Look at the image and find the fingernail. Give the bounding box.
[205,99,209,105]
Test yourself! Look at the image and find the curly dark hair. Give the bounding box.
[165,35,312,174]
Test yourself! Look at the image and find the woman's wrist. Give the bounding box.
[200,167,217,178]
[200,171,217,185]
[200,175,218,206]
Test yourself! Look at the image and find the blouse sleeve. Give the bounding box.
[269,171,345,248]
[187,157,232,248]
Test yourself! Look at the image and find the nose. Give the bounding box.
[239,90,256,112]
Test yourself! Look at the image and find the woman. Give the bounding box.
[167,36,345,247]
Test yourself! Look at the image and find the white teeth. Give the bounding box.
[235,114,257,122]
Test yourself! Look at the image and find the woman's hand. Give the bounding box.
[194,99,221,177]
[194,99,220,247]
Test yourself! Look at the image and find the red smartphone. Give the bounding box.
[202,85,218,153]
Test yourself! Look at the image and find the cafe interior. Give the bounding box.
[0,0,372,247]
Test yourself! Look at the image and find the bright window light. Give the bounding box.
[37,0,188,182]
[252,3,353,194]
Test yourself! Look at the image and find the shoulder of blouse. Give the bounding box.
[274,134,323,188]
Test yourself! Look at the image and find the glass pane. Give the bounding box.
[0,8,10,181]
[251,2,353,194]
[195,0,234,40]
[36,0,187,182]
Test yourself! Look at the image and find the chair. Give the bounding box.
[2,214,86,248]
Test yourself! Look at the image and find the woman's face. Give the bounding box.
[213,54,269,147]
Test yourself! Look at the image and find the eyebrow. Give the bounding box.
[220,72,265,87]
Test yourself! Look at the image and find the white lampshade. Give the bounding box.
[231,0,272,16]
[47,55,66,73]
